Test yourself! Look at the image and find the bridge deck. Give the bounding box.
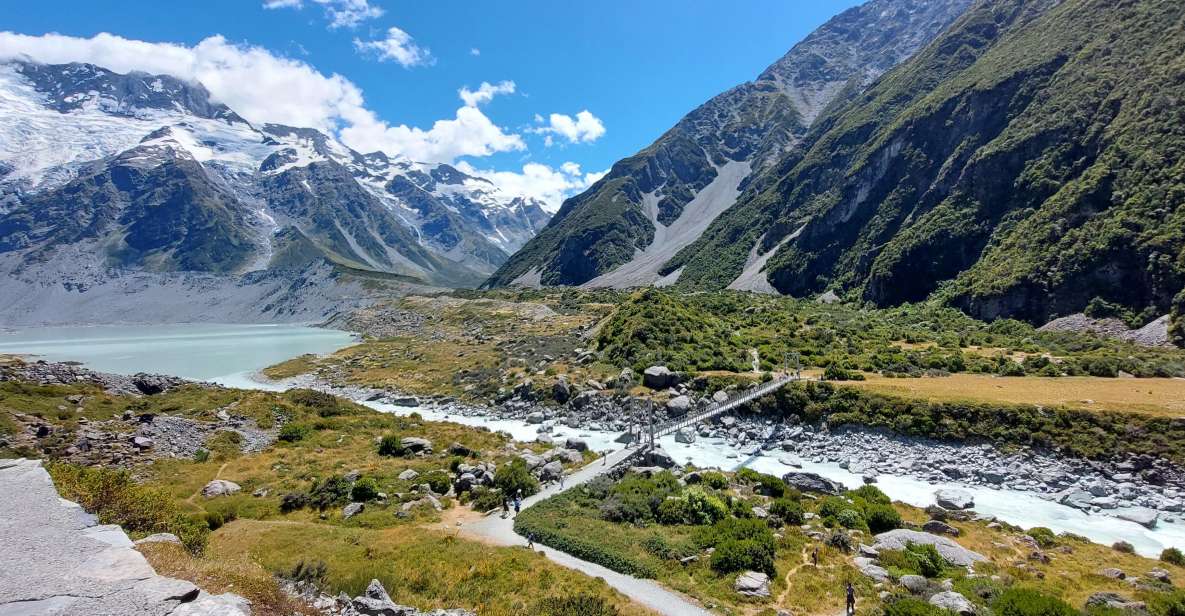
[652,374,804,438]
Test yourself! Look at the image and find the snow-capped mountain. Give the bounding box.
[0,61,550,289]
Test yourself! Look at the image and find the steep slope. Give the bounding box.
[485,0,973,288]
[0,61,553,292]
[667,0,1185,329]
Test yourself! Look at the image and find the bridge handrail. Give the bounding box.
[651,374,802,438]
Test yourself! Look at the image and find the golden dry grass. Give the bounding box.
[840,373,1185,417]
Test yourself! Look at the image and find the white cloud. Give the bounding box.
[458,80,515,107]
[532,110,605,145]
[353,26,432,68]
[469,48,481,56]
[0,31,524,164]
[457,161,607,213]
[263,0,383,29]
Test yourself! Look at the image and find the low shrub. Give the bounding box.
[835,508,864,530]
[494,458,540,499]
[421,470,452,496]
[885,597,948,616]
[516,499,657,578]
[1162,547,1185,566]
[285,389,342,417]
[350,477,380,502]
[309,475,352,510]
[47,462,209,553]
[287,559,328,585]
[711,538,775,575]
[377,434,406,457]
[469,487,505,512]
[1113,541,1136,553]
[279,491,309,513]
[877,543,950,578]
[697,471,729,490]
[769,498,804,525]
[992,588,1077,616]
[533,594,620,616]
[1027,527,1059,549]
[278,422,311,443]
[864,504,902,534]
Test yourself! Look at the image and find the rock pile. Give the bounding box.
[287,578,474,616]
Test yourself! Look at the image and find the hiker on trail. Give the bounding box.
[514,495,521,515]
[811,546,819,567]
[527,532,535,549]
[846,581,856,616]
[501,497,509,519]
[559,473,565,489]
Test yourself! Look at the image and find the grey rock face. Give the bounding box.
[1117,507,1159,529]
[643,366,676,389]
[872,529,986,568]
[202,479,242,498]
[734,571,771,597]
[929,591,975,615]
[781,471,845,495]
[343,502,365,519]
[666,395,692,416]
[400,437,432,453]
[935,489,975,510]
[0,458,250,615]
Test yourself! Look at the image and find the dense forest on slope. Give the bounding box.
[663,0,1185,335]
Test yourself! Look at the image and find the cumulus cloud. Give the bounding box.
[263,0,383,29]
[0,31,524,164]
[532,110,605,145]
[469,48,481,56]
[457,160,607,213]
[353,26,432,67]
[458,80,515,107]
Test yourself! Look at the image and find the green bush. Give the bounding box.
[697,471,729,490]
[278,422,311,443]
[992,589,1077,616]
[1147,590,1185,616]
[835,508,865,530]
[47,463,209,553]
[494,458,541,499]
[769,498,804,525]
[533,594,620,616]
[309,475,352,510]
[515,497,658,578]
[710,538,776,575]
[850,484,891,505]
[877,544,950,578]
[1162,547,1185,566]
[885,598,948,616]
[280,492,308,513]
[599,471,679,524]
[468,487,505,512]
[657,498,690,525]
[350,477,380,502]
[864,503,902,534]
[1027,527,1059,549]
[285,388,342,417]
[377,434,406,457]
[422,470,452,495]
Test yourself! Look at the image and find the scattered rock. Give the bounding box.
[1086,593,1146,612]
[900,574,929,594]
[343,502,364,519]
[872,529,986,568]
[398,469,420,481]
[1101,568,1127,580]
[922,520,960,537]
[929,591,975,615]
[1117,507,1159,529]
[643,366,676,389]
[734,571,771,597]
[935,489,975,510]
[201,479,241,498]
[781,472,844,495]
[134,533,182,546]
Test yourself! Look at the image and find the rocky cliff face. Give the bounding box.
[0,61,552,301]
[667,0,1185,327]
[485,0,973,289]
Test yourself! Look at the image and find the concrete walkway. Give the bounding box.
[461,447,715,616]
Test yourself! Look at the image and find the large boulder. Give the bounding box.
[1086,593,1146,611]
[900,574,929,594]
[782,472,845,495]
[644,447,677,469]
[398,469,420,481]
[552,376,571,403]
[712,390,729,404]
[929,591,975,615]
[643,366,676,389]
[854,556,890,583]
[1117,507,1159,529]
[935,489,975,510]
[872,529,986,568]
[343,502,365,519]
[922,519,960,537]
[201,479,241,498]
[540,461,563,481]
[666,395,692,416]
[401,437,432,453]
[675,427,696,444]
[734,571,771,597]
[565,437,589,452]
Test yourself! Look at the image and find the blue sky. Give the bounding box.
[2,0,861,207]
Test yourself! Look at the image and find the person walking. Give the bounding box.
[559,473,565,489]
[845,581,856,616]
[513,495,521,516]
[811,546,819,567]
[501,497,509,519]
[527,532,536,549]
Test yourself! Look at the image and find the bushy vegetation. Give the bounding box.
[377,434,405,457]
[1163,547,1185,566]
[533,594,620,616]
[493,458,540,499]
[991,588,1077,616]
[698,518,778,575]
[884,597,949,616]
[877,543,954,579]
[47,462,209,552]
[594,290,1185,377]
